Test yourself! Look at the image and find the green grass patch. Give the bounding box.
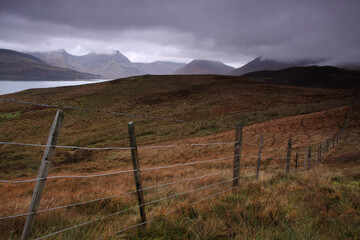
[0,111,21,120]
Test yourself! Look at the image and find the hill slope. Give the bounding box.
[30,50,145,79]
[242,65,360,89]
[0,74,357,239]
[174,60,235,75]
[229,57,317,76]
[0,49,100,80]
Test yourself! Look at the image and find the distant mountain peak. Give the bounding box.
[174,59,235,75]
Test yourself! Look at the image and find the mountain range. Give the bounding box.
[30,50,186,79]
[1,47,359,87]
[0,49,100,80]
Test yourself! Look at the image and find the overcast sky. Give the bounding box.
[0,0,359,67]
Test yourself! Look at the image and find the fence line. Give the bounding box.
[2,164,278,221]
[0,97,354,239]
[0,140,242,151]
[0,153,310,184]
[0,168,233,220]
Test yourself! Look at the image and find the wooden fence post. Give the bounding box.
[256,135,263,180]
[128,122,147,227]
[285,138,292,173]
[318,143,322,163]
[326,138,330,154]
[307,147,312,170]
[21,110,64,240]
[233,123,243,187]
[332,135,335,149]
[295,152,298,171]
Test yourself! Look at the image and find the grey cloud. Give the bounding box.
[0,0,359,66]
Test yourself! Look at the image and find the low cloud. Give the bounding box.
[0,0,359,67]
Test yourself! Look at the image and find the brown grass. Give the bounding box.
[0,75,358,239]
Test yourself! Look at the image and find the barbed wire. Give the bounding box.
[0,140,241,151]
[0,155,237,184]
[0,97,352,239]
[0,168,233,220]
[34,175,239,239]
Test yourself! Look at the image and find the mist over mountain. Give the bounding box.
[0,49,99,80]
[30,50,146,79]
[30,50,188,78]
[135,61,185,75]
[228,57,320,76]
[174,60,235,75]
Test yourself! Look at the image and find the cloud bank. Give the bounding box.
[0,0,359,67]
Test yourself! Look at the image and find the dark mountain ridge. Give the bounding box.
[242,65,360,89]
[229,57,320,76]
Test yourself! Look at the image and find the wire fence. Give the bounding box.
[0,97,354,240]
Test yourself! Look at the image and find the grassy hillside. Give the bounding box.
[0,74,358,239]
[242,66,360,89]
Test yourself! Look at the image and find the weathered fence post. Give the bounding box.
[285,138,292,173]
[295,152,298,171]
[233,123,243,187]
[318,143,322,163]
[128,122,147,227]
[332,135,335,149]
[21,110,64,240]
[307,146,312,170]
[256,135,263,180]
[326,138,330,154]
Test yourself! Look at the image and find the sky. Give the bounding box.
[0,0,359,68]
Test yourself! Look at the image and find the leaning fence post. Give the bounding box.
[256,135,263,180]
[21,110,64,240]
[233,123,243,187]
[295,152,298,171]
[128,122,147,227]
[285,138,292,173]
[307,147,312,170]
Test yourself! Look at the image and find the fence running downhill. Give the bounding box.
[0,98,354,240]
